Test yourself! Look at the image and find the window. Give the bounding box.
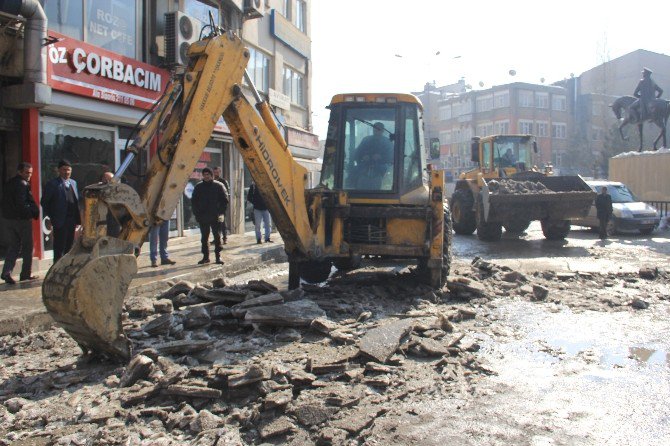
[552,123,567,139]
[518,90,533,107]
[283,66,304,106]
[552,95,567,111]
[494,90,509,108]
[461,100,472,115]
[476,122,493,137]
[294,0,306,32]
[438,105,452,121]
[342,107,395,192]
[476,95,493,112]
[535,92,549,109]
[518,120,533,134]
[44,0,139,58]
[536,121,549,137]
[439,130,451,144]
[403,108,422,189]
[280,0,290,17]
[452,103,461,117]
[247,47,270,93]
[183,0,219,27]
[494,120,509,134]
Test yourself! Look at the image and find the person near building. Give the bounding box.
[148,220,175,268]
[632,68,663,121]
[213,166,230,244]
[247,181,272,244]
[41,160,81,262]
[595,186,613,240]
[1,162,40,284]
[191,167,228,265]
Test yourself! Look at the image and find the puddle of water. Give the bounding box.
[543,337,669,367]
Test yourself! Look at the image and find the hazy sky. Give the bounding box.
[310,0,670,139]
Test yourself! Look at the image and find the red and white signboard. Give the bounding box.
[46,31,170,110]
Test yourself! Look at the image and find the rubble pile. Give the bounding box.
[0,271,490,445]
[487,179,551,195]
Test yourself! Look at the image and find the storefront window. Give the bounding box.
[40,119,115,253]
[43,0,84,40]
[86,0,137,58]
[182,144,222,231]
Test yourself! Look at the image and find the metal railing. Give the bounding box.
[646,201,670,217]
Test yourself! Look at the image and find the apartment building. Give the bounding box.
[417,81,570,180]
[0,0,315,260]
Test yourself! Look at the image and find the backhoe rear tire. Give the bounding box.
[451,189,477,235]
[419,203,453,288]
[541,219,571,240]
[333,255,362,271]
[299,260,333,284]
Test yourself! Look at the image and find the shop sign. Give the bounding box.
[46,31,169,110]
[286,127,319,150]
[270,10,310,58]
[269,88,291,111]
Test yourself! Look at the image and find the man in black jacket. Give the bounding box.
[1,162,40,284]
[595,186,613,240]
[213,166,230,244]
[191,167,228,265]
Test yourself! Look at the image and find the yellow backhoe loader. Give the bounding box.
[450,134,595,241]
[42,26,452,360]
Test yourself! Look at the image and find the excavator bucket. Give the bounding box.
[42,236,138,360]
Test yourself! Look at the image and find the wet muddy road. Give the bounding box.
[1,225,668,445]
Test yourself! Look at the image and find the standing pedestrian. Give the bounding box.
[191,167,228,265]
[595,186,613,240]
[213,166,230,244]
[148,220,175,267]
[41,160,80,262]
[1,162,40,284]
[247,181,272,244]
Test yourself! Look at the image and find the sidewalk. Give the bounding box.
[0,233,286,337]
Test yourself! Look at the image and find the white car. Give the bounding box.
[571,181,660,235]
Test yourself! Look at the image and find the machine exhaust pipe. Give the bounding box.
[0,0,48,84]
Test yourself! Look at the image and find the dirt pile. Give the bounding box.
[487,179,551,195]
[0,270,490,445]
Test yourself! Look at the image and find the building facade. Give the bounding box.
[418,81,570,181]
[0,0,317,260]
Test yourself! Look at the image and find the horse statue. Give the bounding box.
[611,95,670,151]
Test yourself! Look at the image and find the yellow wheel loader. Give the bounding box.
[450,135,595,242]
[42,27,452,360]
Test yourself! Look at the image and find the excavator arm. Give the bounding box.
[42,31,313,360]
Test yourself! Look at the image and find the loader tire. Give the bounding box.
[476,200,502,242]
[451,189,477,235]
[504,219,531,234]
[541,219,571,240]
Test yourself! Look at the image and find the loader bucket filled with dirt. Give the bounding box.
[42,237,137,360]
[484,176,596,223]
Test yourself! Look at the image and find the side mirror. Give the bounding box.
[471,141,480,163]
[533,141,538,153]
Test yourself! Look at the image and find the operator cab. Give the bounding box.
[473,134,536,174]
[320,94,428,199]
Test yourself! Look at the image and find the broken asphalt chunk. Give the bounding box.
[359,319,414,363]
[245,299,326,327]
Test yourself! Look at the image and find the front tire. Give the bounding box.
[451,189,477,235]
[541,219,571,240]
[476,199,502,242]
[504,219,531,234]
[639,227,654,236]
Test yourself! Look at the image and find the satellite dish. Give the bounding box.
[478,81,484,87]
[509,69,516,76]
[570,73,575,78]
[540,77,545,83]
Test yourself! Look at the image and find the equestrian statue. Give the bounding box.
[611,67,669,151]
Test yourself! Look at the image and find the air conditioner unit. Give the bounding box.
[244,0,264,19]
[165,11,202,66]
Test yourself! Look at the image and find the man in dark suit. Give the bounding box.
[1,162,40,284]
[41,159,81,262]
[595,186,613,240]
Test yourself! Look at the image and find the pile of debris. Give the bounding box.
[0,270,490,445]
[487,179,550,195]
